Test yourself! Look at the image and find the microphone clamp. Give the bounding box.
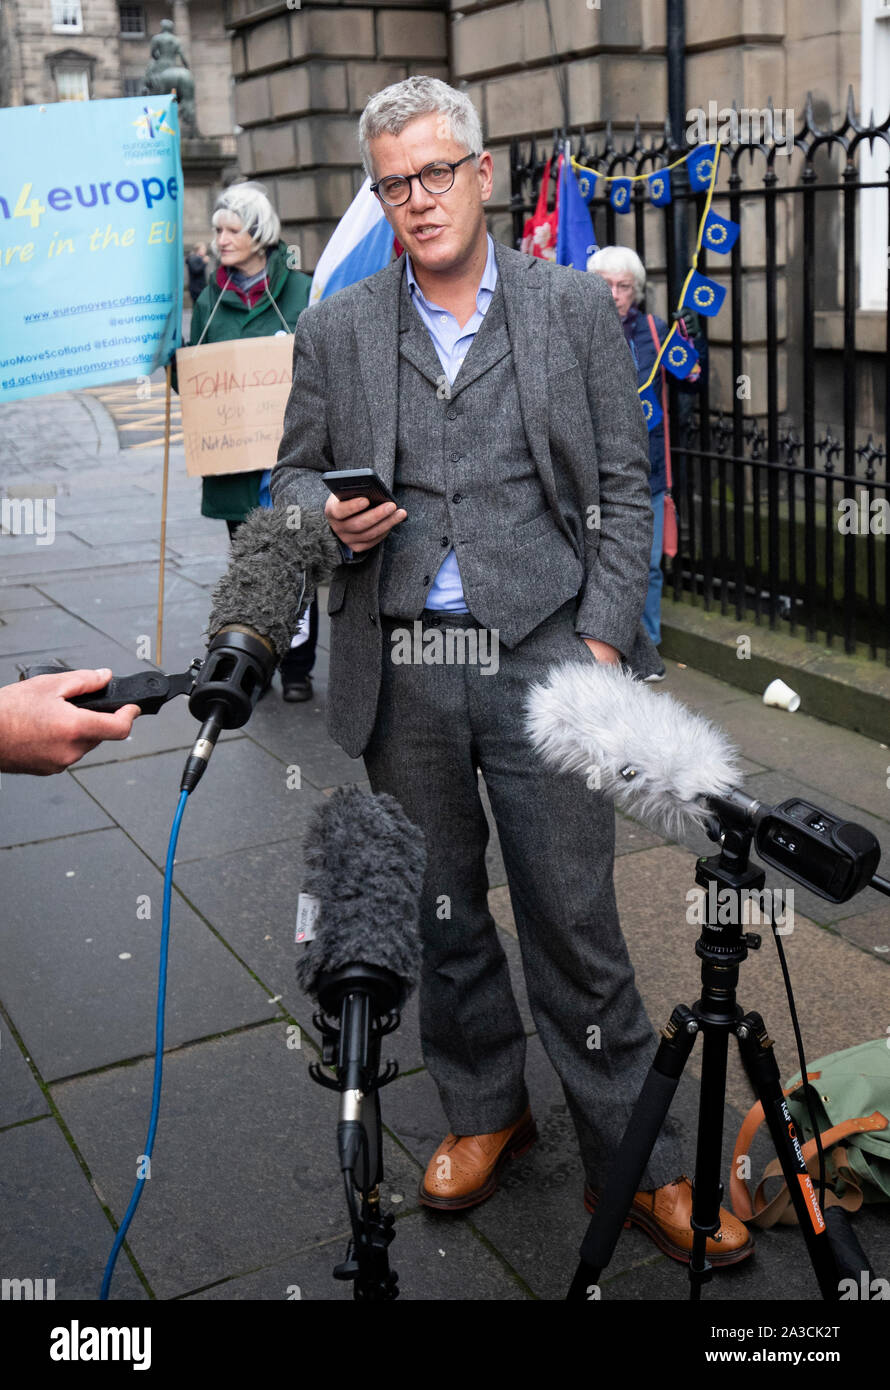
[187,626,276,728]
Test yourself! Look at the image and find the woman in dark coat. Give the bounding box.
[187,182,317,701]
[589,246,706,679]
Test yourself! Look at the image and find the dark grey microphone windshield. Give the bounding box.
[296,785,426,1004]
[207,504,341,662]
[525,661,744,842]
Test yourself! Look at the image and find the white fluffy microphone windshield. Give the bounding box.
[525,661,744,841]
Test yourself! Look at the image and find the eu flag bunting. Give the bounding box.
[662,336,700,380]
[638,385,663,432]
[688,144,718,192]
[574,168,597,203]
[683,270,726,317]
[647,170,672,207]
[702,210,739,254]
[609,178,632,212]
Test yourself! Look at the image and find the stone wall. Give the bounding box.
[8,0,124,104]
[228,0,449,267]
[0,1,238,263]
[2,1,235,141]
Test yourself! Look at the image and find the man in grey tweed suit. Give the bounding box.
[272,76,751,1267]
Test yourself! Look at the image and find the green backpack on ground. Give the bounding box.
[731,1038,890,1226]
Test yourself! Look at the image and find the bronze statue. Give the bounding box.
[142,19,197,137]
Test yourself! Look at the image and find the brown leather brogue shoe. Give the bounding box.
[583,1175,753,1266]
[419,1106,538,1211]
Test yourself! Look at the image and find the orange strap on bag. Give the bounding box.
[730,1073,888,1228]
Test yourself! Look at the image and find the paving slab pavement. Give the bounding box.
[1,388,888,1319]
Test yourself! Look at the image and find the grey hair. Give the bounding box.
[211,181,280,255]
[587,245,647,303]
[358,76,484,180]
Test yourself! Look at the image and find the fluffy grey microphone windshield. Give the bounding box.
[207,505,341,662]
[296,785,426,1003]
[525,661,743,842]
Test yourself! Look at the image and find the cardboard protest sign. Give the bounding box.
[176,334,293,476]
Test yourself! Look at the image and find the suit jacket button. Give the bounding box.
[423,575,431,585]
[452,493,462,503]
[440,536,449,546]
[368,613,377,624]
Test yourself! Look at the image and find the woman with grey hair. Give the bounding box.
[589,245,706,678]
[185,181,317,699]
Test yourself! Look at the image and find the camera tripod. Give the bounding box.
[566,813,882,1303]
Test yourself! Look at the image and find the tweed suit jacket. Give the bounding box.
[271,238,660,758]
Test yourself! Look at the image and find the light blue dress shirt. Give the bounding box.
[338,235,497,613]
[337,238,601,645]
[403,233,498,611]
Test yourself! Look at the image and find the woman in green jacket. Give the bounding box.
[188,182,317,700]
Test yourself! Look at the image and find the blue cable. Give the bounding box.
[100,788,189,1300]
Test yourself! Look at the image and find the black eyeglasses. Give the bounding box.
[370,154,479,207]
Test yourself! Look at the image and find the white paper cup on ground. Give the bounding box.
[763,678,800,712]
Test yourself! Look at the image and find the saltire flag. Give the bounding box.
[309,176,395,304]
[609,178,632,213]
[638,385,663,432]
[662,336,700,380]
[701,209,739,254]
[683,269,726,317]
[262,177,394,507]
[688,144,718,192]
[557,155,598,269]
[647,169,672,206]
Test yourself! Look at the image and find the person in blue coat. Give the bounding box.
[589,246,706,677]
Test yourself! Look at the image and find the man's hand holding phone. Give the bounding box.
[324,494,407,552]
[322,469,406,554]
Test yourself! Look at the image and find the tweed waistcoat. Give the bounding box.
[377,267,580,639]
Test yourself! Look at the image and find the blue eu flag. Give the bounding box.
[647,169,672,206]
[556,158,598,269]
[574,168,597,204]
[702,210,739,254]
[688,144,719,192]
[662,336,700,380]
[609,178,632,213]
[683,270,726,317]
[638,385,663,432]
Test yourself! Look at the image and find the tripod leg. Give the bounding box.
[736,1012,839,1301]
[686,1016,732,1297]
[566,1006,697,1302]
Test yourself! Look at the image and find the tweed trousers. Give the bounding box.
[362,599,684,1189]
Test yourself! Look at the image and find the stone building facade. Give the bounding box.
[227,0,887,434]
[0,1,239,245]
[0,1,234,133]
[1,3,885,429]
[227,0,450,268]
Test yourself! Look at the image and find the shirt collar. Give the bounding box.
[405,232,497,311]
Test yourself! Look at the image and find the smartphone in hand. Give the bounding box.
[322,469,397,509]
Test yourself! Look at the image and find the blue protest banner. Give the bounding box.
[0,96,183,403]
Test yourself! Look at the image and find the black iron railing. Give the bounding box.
[510,92,890,661]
